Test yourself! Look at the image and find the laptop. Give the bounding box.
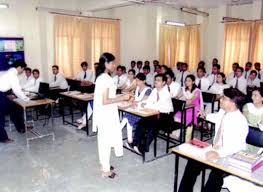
[30,82,50,100]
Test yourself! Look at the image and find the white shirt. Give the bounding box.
[113,74,128,88]
[135,68,143,75]
[75,70,94,83]
[209,83,230,95]
[227,71,236,84]
[145,73,154,87]
[247,77,260,87]
[49,73,68,90]
[206,109,248,157]
[175,70,191,87]
[168,81,181,98]
[142,85,173,113]
[207,73,217,86]
[0,68,29,101]
[195,76,210,91]
[243,70,251,79]
[173,68,180,76]
[20,75,34,89]
[23,77,43,93]
[255,70,263,81]
[229,76,247,94]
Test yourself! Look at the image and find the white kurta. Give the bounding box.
[92,73,123,172]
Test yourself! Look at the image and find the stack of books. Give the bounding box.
[228,150,263,173]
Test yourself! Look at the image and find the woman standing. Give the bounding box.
[93,53,131,178]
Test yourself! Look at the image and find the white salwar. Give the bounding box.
[93,73,123,172]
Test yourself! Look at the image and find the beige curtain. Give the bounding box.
[159,24,200,71]
[223,22,252,75]
[251,21,263,65]
[54,15,120,77]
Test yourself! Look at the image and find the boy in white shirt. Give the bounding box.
[165,70,181,98]
[175,63,191,87]
[23,69,42,93]
[207,64,221,89]
[195,66,210,91]
[135,61,143,74]
[229,66,247,94]
[143,65,154,87]
[178,88,248,192]
[20,67,34,89]
[254,62,262,81]
[173,62,182,76]
[75,61,94,86]
[227,63,239,83]
[243,62,252,79]
[113,65,128,89]
[247,70,260,88]
[127,74,174,154]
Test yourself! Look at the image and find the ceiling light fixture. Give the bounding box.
[0,3,9,9]
[181,7,209,17]
[165,21,185,27]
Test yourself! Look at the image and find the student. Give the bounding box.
[153,60,159,73]
[165,70,181,98]
[49,65,68,90]
[0,60,30,143]
[195,66,210,91]
[135,61,143,74]
[207,58,219,74]
[153,64,161,76]
[254,62,262,80]
[192,61,205,76]
[128,74,173,154]
[160,65,169,74]
[178,88,248,192]
[122,69,136,93]
[243,62,252,79]
[247,70,260,88]
[209,72,230,96]
[143,65,154,87]
[175,62,191,87]
[207,64,221,88]
[92,52,131,178]
[129,60,136,71]
[229,66,247,95]
[113,65,128,89]
[173,62,182,75]
[121,73,152,147]
[23,69,42,93]
[227,63,239,83]
[20,67,34,89]
[75,61,94,85]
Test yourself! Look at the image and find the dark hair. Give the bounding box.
[182,62,188,67]
[165,70,175,80]
[32,69,39,74]
[254,62,261,66]
[96,52,115,78]
[12,60,27,69]
[223,88,245,110]
[131,60,136,64]
[198,61,205,67]
[136,73,146,81]
[213,64,221,70]
[250,70,257,76]
[176,62,182,66]
[155,73,167,82]
[213,58,218,63]
[217,72,226,84]
[137,61,143,65]
[161,65,169,72]
[185,74,197,93]
[52,65,59,70]
[117,65,122,70]
[144,60,150,65]
[197,66,206,73]
[24,67,32,72]
[245,62,252,67]
[155,64,161,69]
[143,65,150,71]
[153,60,159,65]
[81,61,88,67]
[121,66,126,72]
[233,62,239,67]
[236,66,244,73]
[128,69,136,75]
[252,87,263,97]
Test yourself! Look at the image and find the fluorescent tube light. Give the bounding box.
[0,3,9,9]
[165,21,185,27]
[181,7,209,17]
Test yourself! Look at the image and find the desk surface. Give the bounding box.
[118,102,159,118]
[60,91,94,101]
[172,145,263,186]
[13,98,54,109]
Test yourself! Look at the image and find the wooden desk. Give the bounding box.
[13,98,55,147]
[59,91,94,136]
[172,145,263,192]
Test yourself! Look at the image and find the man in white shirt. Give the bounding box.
[206,58,219,75]
[179,88,248,192]
[247,70,260,88]
[143,65,154,87]
[128,74,174,154]
[227,63,239,83]
[153,60,159,74]
[229,66,247,94]
[75,61,94,85]
[129,60,136,71]
[254,62,262,81]
[23,69,42,93]
[135,61,143,74]
[113,65,128,89]
[175,63,191,87]
[173,62,182,76]
[20,67,34,89]
[207,64,221,89]
[243,62,252,79]
[0,60,30,143]
[195,66,210,91]
[165,70,181,98]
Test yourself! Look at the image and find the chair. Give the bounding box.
[197,117,215,141]
[246,126,263,147]
[202,92,217,113]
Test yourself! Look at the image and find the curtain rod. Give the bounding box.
[50,12,120,21]
[221,18,263,24]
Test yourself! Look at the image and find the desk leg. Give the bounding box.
[201,169,206,191]
[86,102,89,136]
[173,154,179,192]
[51,103,55,141]
[70,101,74,123]
[24,109,29,147]
[62,98,65,125]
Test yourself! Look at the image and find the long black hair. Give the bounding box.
[96,52,115,79]
[218,72,227,84]
[185,74,197,93]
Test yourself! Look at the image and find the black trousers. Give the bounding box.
[8,100,25,132]
[49,88,67,100]
[178,160,225,192]
[133,113,173,152]
[0,92,8,141]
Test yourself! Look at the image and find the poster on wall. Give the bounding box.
[0,37,25,70]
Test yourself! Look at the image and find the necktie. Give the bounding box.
[245,71,247,79]
[84,71,87,79]
[168,86,171,92]
[34,79,36,86]
[258,72,261,80]
[198,79,201,89]
[117,76,120,85]
[181,71,184,87]
[235,78,238,89]
[213,113,226,149]
[208,75,215,90]
[54,75,57,82]
[157,92,160,101]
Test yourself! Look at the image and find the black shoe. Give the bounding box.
[17,129,25,134]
